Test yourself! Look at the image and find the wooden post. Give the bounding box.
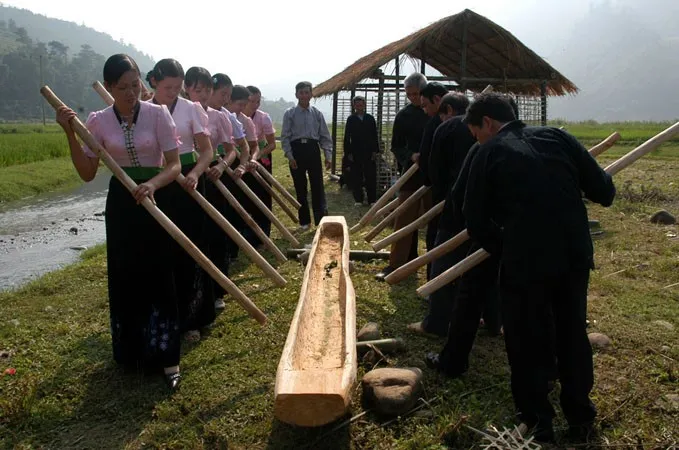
[589,132,621,158]
[331,92,339,174]
[460,16,468,91]
[394,55,400,108]
[45,86,268,325]
[377,74,384,147]
[540,81,547,126]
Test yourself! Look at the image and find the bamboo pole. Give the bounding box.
[364,185,430,242]
[372,201,444,252]
[384,229,469,284]
[255,162,301,209]
[93,82,287,279]
[389,133,622,285]
[211,166,287,263]
[589,132,621,158]
[418,121,679,297]
[224,165,301,246]
[47,85,267,324]
[374,197,400,219]
[604,122,679,175]
[350,163,419,233]
[250,169,299,223]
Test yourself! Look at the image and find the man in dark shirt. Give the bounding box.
[408,92,480,337]
[375,72,429,281]
[416,82,447,283]
[343,96,380,205]
[461,93,615,442]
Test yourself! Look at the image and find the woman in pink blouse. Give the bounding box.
[55,54,183,390]
[184,67,236,309]
[146,59,216,342]
[226,85,261,248]
[207,74,249,262]
[245,86,276,239]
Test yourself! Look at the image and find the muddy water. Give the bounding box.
[0,173,110,291]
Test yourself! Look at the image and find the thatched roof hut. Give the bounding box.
[314,8,577,97]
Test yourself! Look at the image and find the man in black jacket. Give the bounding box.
[375,72,429,281]
[343,96,380,205]
[461,93,616,443]
[408,92,479,336]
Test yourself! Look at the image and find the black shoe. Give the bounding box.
[424,352,467,378]
[566,422,597,443]
[375,266,394,282]
[165,371,181,391]
[521,421,555,443]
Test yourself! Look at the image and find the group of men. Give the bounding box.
[279,75,615,443]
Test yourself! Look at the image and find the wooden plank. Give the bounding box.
[274,216,356,427]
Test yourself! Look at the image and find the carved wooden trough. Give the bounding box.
[274,216,357,427]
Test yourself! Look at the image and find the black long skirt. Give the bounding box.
[223,160,247,259]
[105,176,180,370]
[204,161,235,299]
[160,163,216,332]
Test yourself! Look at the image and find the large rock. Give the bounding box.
[650,210,676,225]
[357,322,381,342]
[362,367,423,416]
[588,332,612,350]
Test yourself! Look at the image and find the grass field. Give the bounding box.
[0,146,677,449]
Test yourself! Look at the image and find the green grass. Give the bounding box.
[1,150,677,449]
[0,125,69,167]
[549,120,679,145]
[0,157,84,204]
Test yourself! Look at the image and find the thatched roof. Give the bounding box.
[313,9,577,97]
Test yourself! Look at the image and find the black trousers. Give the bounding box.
[436,240,501,371]
[290,140,327,226]
[500,266,595,429]
[350,154,377,203]
[425,214,440,281]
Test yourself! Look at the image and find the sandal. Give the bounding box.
[184,330,200,342]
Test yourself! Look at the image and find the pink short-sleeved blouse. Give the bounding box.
[83,101,179,167]
[250,110,275,142]
[171,97,210,155]
[236,112,257,143]
[206,107,232,150]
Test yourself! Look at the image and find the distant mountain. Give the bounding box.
[0,5,155,72]
[547,0,679,122]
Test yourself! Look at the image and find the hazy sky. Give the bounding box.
[4,0,595,99]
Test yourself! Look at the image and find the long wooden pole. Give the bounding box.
[364,185,430,242]
[384,229,469,284]
[374,197,400,219]
[93,82,287,280]
[589,132,620,158]
[250,169,299,223]
[255,162,301,209]
[372,200,444,252]
[389,133,621,285]
[48,86,267,324]
[211,166,287,263]
[224,165,301,246]
[418,121,679,297]
[350,163,419,233]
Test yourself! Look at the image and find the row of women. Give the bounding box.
[56,53,277,390]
